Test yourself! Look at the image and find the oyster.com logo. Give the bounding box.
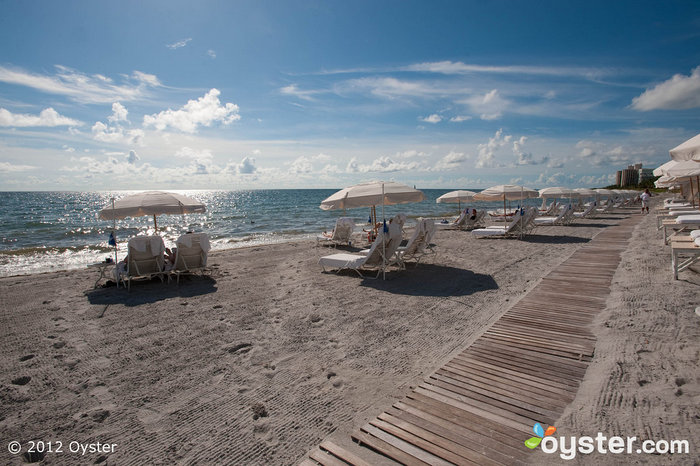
[525,422,556,449]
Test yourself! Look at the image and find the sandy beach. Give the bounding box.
[0,207,698,465]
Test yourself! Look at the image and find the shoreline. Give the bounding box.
[1,208,697,465]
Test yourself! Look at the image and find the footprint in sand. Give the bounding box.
[11,376,31,385]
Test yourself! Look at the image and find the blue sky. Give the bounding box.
[0,0,699,190]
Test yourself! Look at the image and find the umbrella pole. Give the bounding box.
[111,197,119,289]
[382,183,386,281]
[154,214,158,232]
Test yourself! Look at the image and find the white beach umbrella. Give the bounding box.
[319,181,425,279]
[99,191,206,230]
[538,187,577,198]
[319,181,425,211]
[474,184,538,238]
[573,188,598,197]
[670,133,700,162]
[653,159,678,177]
[664,160,700,177]
[98,191,206,273]
[594,188,616,197]
[436,190,477,211]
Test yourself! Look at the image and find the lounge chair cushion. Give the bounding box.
[677,214,700,224]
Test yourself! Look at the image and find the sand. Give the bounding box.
[0,207,697,465]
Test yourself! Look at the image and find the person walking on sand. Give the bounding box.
[640,188,651,214]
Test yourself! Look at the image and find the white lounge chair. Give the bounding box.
[472,210,524,238]
[663,214,700,245]
[120,235,166,291]
[573,202,597,219]
[395,218,437,268]
[671,235,700,280]
[171,232,211,284]
[534,204,573,226]
[319,222,402,278]
[317,217,355,247]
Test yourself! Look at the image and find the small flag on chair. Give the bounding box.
[108,231,117,247]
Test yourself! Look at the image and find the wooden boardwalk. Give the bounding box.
[302,217,639,466]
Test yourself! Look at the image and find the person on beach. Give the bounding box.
[640,188,651,214]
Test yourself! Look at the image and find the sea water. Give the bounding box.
[0,190,544,277]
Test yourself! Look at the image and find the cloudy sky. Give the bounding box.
[0,0,699,190]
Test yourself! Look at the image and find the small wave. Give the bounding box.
[0,245,111,257]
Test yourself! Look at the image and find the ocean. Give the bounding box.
[0,189,544,277]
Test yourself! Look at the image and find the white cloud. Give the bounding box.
[126,150,140,164]
[462,89,509,120]
[393,150,428,159]
[166,38,192,49]
[0,161,36,172]
[421,114,442,123]
[578,174,615,187]
[143,89,240,133]
[107,102,128,123]
[513,136,549,165]
[339,77,441,99]
[403,60,604,79]
[280,84,324,101]
[348,156,422,173]
[434,151,468,171]
[289,156,314,174]
[475,129,511,168]
[0,107,83,127]
[631,66,700,111]
[91,120,144,145]
[230,156,257,174]
[207,49,217,59]
[449,115,472,122]
[0,65,161,103]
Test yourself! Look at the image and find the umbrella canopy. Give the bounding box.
[436,190,477,211]
[99,191,206,229]
[653,159,679,177]
[473,184,538,202]
[670,133,700,162]
[319,181,425,211]
[664,160,700,178]
[538,187,577,198]
[573,188,598,198]
[594,188,616,197]
[436,190,477,203]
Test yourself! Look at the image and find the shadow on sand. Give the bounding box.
[85,276,217,307]
[520,235,591,244]
[353,264,498,297]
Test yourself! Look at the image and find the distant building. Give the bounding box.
[619,165,639,186]
[614,163,653,187]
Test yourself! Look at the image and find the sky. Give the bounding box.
[0,0,699,191]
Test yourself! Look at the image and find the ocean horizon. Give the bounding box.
[0,189,551,277]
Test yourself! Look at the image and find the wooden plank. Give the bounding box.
[448,354,581,393]
[428,373,561,421]
[352,430,429,466]
[403,392,528,442]
[416,385,539,430]
[319,441,374,466]
[391,402,529,464]
[435,366,571,409]
[468,340,590,373]
[422,379,557,425]
[376,413,495,466]
[363,422,456,466]
[309,449,351,466]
